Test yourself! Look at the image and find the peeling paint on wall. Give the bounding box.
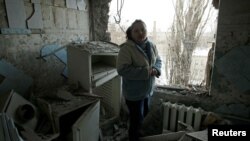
[0,0,111,93]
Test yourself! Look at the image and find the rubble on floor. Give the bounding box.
[0,76,238,141]
[0,113,24,141]
[156,85,209,96]
[0,85,126,141]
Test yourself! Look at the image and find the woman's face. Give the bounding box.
[131,22,147,43]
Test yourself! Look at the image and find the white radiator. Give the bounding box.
[163,102,205,132]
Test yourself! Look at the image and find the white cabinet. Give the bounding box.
[67,41,119,92]
[67,41,121,117]
[72,101,100,141]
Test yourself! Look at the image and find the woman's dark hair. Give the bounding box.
[126,19,146,40]
[126,26,132,40]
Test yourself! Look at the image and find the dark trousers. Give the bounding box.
[126,97,149,141]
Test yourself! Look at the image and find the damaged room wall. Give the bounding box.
[210,0,250,119]
[0,0,111,94]
[89,0,111,41]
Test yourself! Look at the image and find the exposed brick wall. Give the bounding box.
[89,0,111,41]
[0,0,112,94]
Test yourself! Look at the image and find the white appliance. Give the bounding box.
[67,41,121,118]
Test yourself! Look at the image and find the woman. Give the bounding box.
[116,19,162,141]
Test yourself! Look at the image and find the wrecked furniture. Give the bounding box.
[67,41,119,92]
[0,113,24,141]
[0,90,38,130]
[37,89,101,141]
[0,90,59,141]
[0,59,33,97]
[67,41,121,117]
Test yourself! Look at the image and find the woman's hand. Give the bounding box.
[150,68,159,78]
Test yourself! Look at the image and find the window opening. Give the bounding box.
[108,0,218,89]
